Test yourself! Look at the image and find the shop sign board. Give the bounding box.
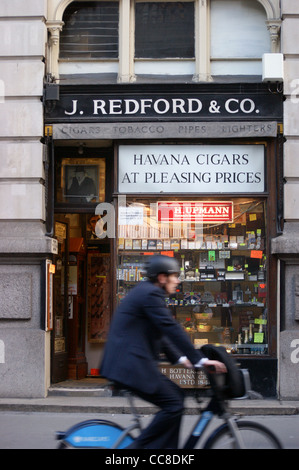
[118,144,265,194]
[52,121,277,140]
[157,201,233,223]
[46,88,282,122]
[160,364,209,388]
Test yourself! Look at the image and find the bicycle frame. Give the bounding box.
[183,397,222,449]
[183,395,246,449]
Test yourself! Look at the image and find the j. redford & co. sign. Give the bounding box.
[64,95,262,118]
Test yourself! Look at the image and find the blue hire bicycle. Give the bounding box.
[56,364,282,449]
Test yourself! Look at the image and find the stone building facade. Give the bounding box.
[0,0,298,399]
[272,0,299,398]
[0,1,52,397]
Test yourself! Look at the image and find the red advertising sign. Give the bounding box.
[157,201,233,223]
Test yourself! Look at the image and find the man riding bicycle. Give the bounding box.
[100,255,227,449]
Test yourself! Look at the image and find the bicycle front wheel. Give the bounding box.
[204,420,282,449]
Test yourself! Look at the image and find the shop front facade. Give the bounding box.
[44,82,283,396]
[4,0,299,399]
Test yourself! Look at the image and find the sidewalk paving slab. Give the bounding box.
[0,395,298,415]
[0,379,297,415]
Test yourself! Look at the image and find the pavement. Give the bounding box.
[0,379,299,416]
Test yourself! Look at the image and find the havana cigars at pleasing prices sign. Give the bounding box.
[118,144,265,193]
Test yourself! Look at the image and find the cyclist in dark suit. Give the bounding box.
[100,255,226,449]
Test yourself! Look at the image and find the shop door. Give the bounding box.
[51,217,69,383]
[87,253,112,344]
[67,238,88,379]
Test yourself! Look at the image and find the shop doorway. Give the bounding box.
[51,143,113,383]
[52,213,112,382]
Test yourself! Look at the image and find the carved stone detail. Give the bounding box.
[266,20,282,52]
[47,20,64,47]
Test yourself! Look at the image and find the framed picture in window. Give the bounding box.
[56,158,105,204]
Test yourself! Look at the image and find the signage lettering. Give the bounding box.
[65,97,258,117]
[53,122,277,140]
[158,202,234,223]
[46,89,283,122]
[160,366,209,387]
[118,144,265,194]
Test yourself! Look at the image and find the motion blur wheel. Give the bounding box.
[204,421,282,449]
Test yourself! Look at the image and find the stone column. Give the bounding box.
[272,0,299,399]
[46,20,64,80]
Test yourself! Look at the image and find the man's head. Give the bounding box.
[75,166,86,184]
[145,255,180,294]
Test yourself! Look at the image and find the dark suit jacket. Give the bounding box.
[100,280,205,394]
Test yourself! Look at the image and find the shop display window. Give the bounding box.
[116,197,268,356]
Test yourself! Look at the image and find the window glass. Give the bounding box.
[60,1,119,59]
[211,0,270,59]
[116,197,268,356]
[135,2,194,58]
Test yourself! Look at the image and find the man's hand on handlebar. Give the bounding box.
[178,356,227,373]
[179,357,194,369]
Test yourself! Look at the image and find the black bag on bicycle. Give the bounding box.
[201,344,246,399]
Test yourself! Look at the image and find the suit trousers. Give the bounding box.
[125,374,185,449]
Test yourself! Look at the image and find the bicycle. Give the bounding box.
[55,366,283,449]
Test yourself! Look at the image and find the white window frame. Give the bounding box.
[133,0,196,79]
[47,0,281,83]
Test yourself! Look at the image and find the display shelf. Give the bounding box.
[117,199,268,357]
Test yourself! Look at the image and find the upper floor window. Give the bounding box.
[135,2,194,59]
[210,0,271,75]
[134,0,195,76]
[57,0,277,81]
[60,1,119,60]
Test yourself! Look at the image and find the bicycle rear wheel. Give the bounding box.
[56,419,135,449]
[204,420,282,449]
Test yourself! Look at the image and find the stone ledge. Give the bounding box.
[272,223,299,256]
[272,236,299,256]
[0,237,57,255]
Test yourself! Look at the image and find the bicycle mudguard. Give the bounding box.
[201,344,246,398]
[56,419,135,449]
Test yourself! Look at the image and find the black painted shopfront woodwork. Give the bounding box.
[45,82,283,395]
